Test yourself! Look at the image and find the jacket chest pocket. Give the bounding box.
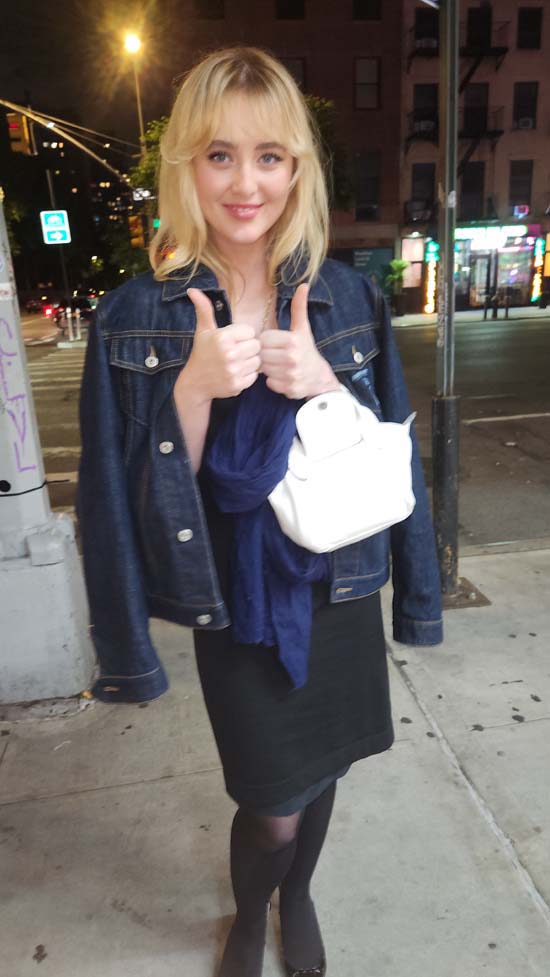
[109,333,194,425]
[316,322,382,416]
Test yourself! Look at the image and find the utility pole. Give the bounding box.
[45,168,71,302]
[0,187,95,706]
[432,0,461,595]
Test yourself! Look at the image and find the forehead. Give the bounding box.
[209,92,287,147]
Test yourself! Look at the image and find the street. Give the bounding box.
[23,312,550,548]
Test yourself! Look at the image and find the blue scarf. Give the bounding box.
[204,375,329,688]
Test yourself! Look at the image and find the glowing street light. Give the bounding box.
[124,33,142,55]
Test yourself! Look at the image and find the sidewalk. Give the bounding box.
[1,550,549,977]
[394,304,550,327]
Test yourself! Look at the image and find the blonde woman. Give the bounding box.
[78,47,443,977]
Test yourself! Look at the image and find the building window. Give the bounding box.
[276,0,305,18]
[354,151,381,221]
[193,0,224,17]
[412,83,438,135]
[353,0,382,19]
[463,82,489,135]
[509,160,533,212]
[513,82,538,129]
[411,163,435,207]
[280,58,306,89]
[354,59,380,109]
[460,161,485,220]
[466,5,492,48]
[517,7,543,49]
[414,6,439,50]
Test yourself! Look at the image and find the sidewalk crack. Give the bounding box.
[388,645,550,929]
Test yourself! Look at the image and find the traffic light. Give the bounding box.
[6,112,34,155]
[128,214,145,248]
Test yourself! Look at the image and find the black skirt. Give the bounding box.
[194,583,394,812]
[193,398,394,813]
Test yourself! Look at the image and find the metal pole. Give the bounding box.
[45,169,70,302]
[0,186,95,704]
[432,0,461,594]
[132,58,145,157]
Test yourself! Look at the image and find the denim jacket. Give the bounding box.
[77,257,443,702]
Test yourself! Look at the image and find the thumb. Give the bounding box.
[188,288,218,333]
[289,282,311,333]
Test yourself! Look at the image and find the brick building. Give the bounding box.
[401,0,550,311]
[175,0,404,280]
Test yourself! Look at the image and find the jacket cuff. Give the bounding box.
[392,615,443,647]
[90,664,169,703]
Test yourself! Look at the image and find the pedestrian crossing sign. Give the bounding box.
[40,210,71,245]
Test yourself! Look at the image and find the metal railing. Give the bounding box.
[404,200,435,223]
[459,20,510,50]
[458,106,504,137]
[407,110,439,140]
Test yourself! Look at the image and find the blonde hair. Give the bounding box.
[149,46,329,292]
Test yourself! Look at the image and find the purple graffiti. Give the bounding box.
[0,316,37,473]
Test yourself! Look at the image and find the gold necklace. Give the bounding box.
[260,289,275,334]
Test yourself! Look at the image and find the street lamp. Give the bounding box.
[124,32,145,157]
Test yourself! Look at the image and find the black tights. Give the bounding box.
[218,782,336,977]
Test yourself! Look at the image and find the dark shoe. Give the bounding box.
[280,893,327,977]
[285,962,326,977]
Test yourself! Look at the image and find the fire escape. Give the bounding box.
[405,5,509,227]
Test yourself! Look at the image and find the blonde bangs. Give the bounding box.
[150,47,329,290]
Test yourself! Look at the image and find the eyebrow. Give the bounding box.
[208,140,286,151]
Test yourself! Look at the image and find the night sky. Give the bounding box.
[0,0,197,143]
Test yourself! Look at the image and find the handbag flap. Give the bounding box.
[295,387,378,462]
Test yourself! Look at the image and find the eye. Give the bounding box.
[207,151,230,163]
[261,152,283,164]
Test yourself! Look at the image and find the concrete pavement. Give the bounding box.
[1,548,549,976]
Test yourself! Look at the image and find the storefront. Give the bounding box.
[401,224,545,313]
[454,224,542,309]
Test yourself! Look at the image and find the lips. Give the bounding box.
[223,204,263,219]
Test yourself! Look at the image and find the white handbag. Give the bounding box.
[268,385,417,554]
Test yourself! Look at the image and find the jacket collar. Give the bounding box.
[161,259,333,306]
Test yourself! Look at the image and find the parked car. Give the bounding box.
[54,294,97,333]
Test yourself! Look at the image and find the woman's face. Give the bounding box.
[192,94,295,255]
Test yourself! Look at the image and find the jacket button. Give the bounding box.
[145,355,159,368]
[214,299,224,311]
[176,528,193,542]
[159,441,175,454]
[196,614,212,625]
[353,350,363,364]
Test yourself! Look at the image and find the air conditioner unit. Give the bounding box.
[415,37,438,50]
[413,119,436,133]
[517,117,534,129]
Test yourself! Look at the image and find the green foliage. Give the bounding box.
[4,196,26,257]
[385,259,409,295]
[305,96,355,211]
[128,117,169,195]
[98,222,150,287]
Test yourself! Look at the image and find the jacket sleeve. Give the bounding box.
[366,278,443,646]
[76,304,169,702]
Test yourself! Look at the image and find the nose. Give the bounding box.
[231,161,257,197]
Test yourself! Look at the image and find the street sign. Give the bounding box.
[40,210,72,245]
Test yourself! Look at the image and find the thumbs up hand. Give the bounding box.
[179,288,262,403]
[260,283,340,400]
